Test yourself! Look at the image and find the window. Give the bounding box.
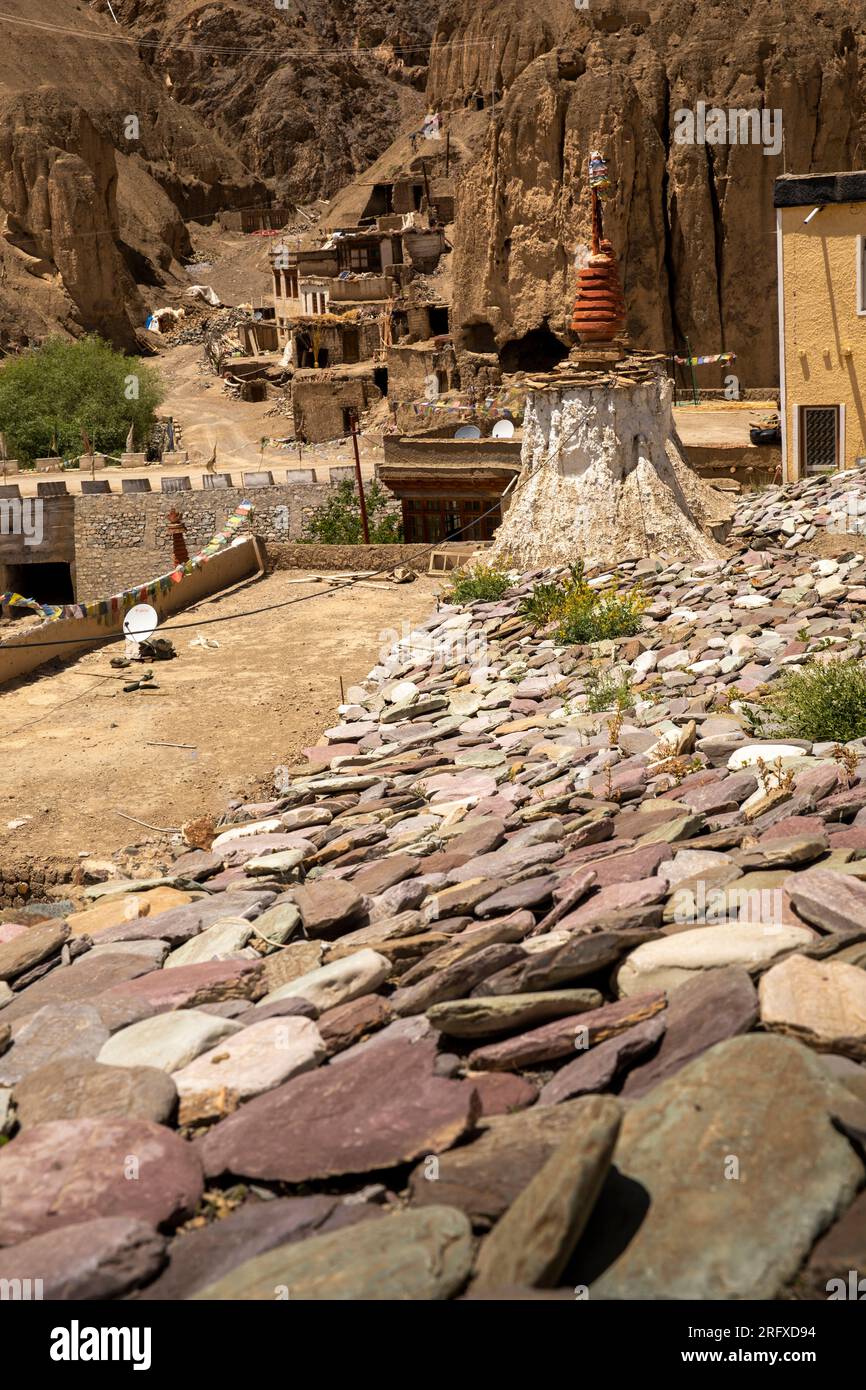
[801,406,839,474]
[285,269,298,298]
[349,248,370,271]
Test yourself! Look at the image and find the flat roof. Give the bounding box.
[774,172,866,207]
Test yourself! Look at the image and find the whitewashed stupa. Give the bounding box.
[488,158,732,569]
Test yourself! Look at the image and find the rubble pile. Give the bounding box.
[730,464,866,549]
[2,540,866,1299]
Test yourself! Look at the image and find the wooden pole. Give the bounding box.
[350,412,370,544]
[445,129,451,177]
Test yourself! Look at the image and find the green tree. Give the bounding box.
[0,335,164,466]
[301,479,403,543]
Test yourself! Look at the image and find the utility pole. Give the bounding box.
[349,411,370,544]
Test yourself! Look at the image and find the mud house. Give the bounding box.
[379,423,521,543]
[776,171,866,480]
[292,367,385,443]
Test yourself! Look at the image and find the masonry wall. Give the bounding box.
[72,485,333,599]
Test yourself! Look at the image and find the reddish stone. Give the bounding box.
[469,1071,537,1117]
[200,1034,479,1183]
[100,959,266,1011]
[0,1118,203,1246]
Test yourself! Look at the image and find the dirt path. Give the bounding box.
[0,570,441,862]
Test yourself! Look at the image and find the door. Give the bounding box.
[801,406,839,475]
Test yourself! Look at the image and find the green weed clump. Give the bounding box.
[584,665,634,713]
[446,564,511,604]
[520,560,645,645]
[762,658,866,744]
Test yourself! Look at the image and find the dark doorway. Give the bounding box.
[500,324,569,373]
[341,407,356,435]
[316,347,330,368]
[373,366,388,394]
[363,184,393,217]
[463,321,497,354]
[342,327,360,364]
[429,306,450,335]
[5,562,74,604]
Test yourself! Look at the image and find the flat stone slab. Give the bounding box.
[583,1036,864,1299]
[0,919,69,982]
[13,1058,177,1128]
[759,953,866,1060]
[467,993,666,1072]
[622,966,758,1098]
[616,922,815,996]
[66,888,193,938]
[0,1117,204,1246]
[538,1016,667,1105]
[164,919,254,968]
[192,1205,473,1301]
[785,868,866,934]
[137,1195,382,1300]
[260,948,390,1013]
[0,952,158,1024]
[99,958,266,1011]
[426,990,603,1039]
[409,1098,599,1224]
[173,1016,326,1123]
[98,1010,242,1073]
[0,1217,167,1300]
[472,1096,622,1289]
[287,880,366,938]
[0,1002,110,1086]
[200,1034,479,1183]
[97,892,274,947]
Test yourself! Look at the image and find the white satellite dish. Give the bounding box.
[454,424,482,440]
[123,603,158,642]
[492,418,515,438]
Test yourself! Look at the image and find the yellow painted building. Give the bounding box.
[775,173,866,481]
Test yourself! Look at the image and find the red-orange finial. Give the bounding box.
[570,237,626,343]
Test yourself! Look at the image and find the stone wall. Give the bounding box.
[0,854,77,910]
[268,542,432,573]
[72,485,332,599]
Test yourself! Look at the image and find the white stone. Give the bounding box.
[258,947,391,1012]
[98,1010,242,1072]
[727,743,811,771]
[212,818,283,849]
[164,919,254,969]
[616,922,815,997]
[172,1016,326,1118]
[659,849,733,887]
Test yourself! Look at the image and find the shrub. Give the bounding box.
[446,563,511,604]
[519,559,645,645]
[584,665,634,713]
[0,335,163,465]
[762,658,866,743]
[519,580,563,626]
[300,479,403,544]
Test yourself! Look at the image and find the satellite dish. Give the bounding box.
[492,418,515,438]
[454,424,482,440]
[123,603,158,642]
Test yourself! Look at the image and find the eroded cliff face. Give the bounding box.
[433,0,866,387]
[102,0,436,205]
[0,0,265,349]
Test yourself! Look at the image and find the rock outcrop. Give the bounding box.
[432,0,866,387]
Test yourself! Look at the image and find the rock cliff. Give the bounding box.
[431,0,866,386]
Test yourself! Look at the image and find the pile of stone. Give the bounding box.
[2,541,866,1300]
[730,464,866,550]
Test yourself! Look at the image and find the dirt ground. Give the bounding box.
[0,569,442,863]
